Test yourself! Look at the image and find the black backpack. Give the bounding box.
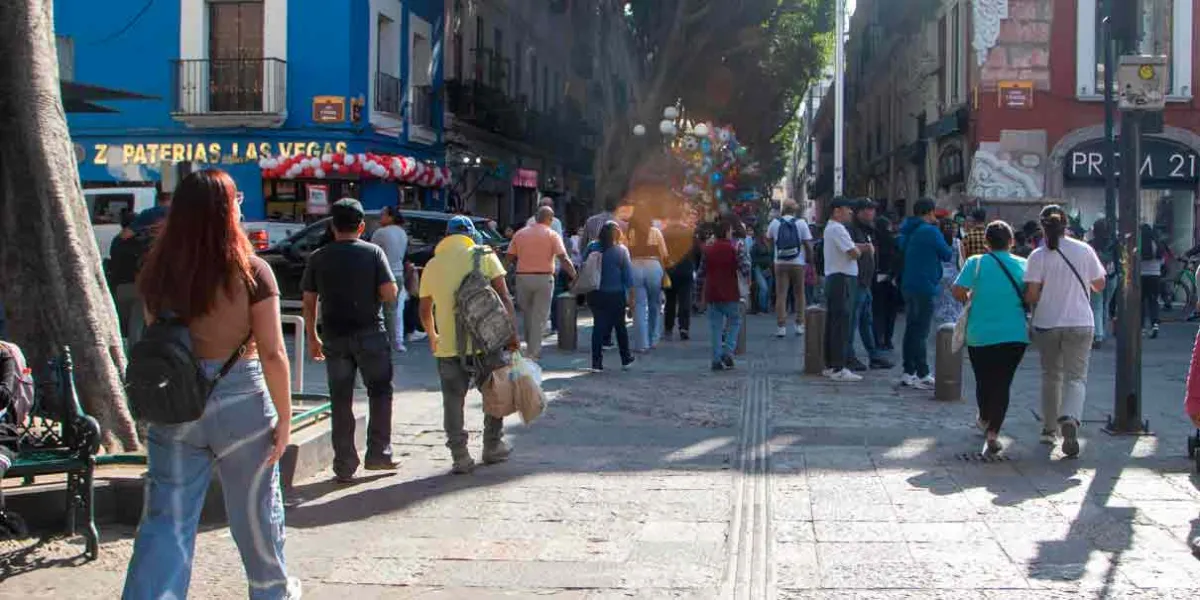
[125,314,248,424]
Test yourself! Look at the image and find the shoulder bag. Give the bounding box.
[951,257,982,352]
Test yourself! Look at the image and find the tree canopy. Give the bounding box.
[589,0,833,205]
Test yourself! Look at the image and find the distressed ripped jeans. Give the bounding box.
[123,360,289,600]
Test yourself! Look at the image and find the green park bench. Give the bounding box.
[3,347,102,560]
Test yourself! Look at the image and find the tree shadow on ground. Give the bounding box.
[0,536,92,580]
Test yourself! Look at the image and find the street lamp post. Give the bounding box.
[833,0,845,198]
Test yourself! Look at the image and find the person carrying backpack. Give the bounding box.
[0,340,31,538]
[419,216,519,474]
[766,200,814,338]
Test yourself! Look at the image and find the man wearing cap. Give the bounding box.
[420,216,520,474]
[508,206,576,359]
[846,199,892,371]
[822,197,874,382]
[302,199,400,483]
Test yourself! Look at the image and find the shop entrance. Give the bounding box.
[263,179,361,223]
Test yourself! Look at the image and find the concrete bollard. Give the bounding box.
[804,306,827,375]
[934,322,963,401]
[736,303,748,355]
[556,293,577,351]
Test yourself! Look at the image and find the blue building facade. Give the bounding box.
[57,0,447,221]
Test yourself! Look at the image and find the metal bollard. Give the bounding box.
[804,306,827,375]
[934,322,963,402]
[735,302,748,355]
[556,293,578,351]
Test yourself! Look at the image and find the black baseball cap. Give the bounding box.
[830,197,854,210]
[330,198,365,231]
[852,198,877,211]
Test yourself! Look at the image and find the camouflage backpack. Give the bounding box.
[454,247,514,375]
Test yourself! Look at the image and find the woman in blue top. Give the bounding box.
[952,221,1029,456]
[584,221,635,371]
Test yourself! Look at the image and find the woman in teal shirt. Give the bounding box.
[952,221,1029,455]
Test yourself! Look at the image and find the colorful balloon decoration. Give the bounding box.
[661,120,762,219]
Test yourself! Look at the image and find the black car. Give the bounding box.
[260,210,506,301]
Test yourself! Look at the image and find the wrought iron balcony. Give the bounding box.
[410,85,435,128]
[171,58,286,127]
[375,71,403,116]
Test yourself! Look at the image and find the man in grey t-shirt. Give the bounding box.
[372,206,409,352]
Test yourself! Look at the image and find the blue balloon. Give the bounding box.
[701,139,712,153]
[711,172,722,184]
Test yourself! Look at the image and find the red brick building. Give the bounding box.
[814,0,1200,251]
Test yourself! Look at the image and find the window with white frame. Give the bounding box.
[410,14,435,132]
[1078,0,1193,98]
[371,2,403,117]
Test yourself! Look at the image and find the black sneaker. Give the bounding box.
[334,472,355,484]
[869,357,894,370]
[364,457,400,471]
[711,360,726,371]
[1150,325,1160,339]
[1060,420,1080,457]
[592,360,603,372]
[621,355,636,370]
[721,355,735,369]
[847,358,869,372]
[679,330,690,341]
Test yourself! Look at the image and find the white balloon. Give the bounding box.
[321,153,332,163]
[313,168,326,178]
[659,119,676,135]
[633,124,646,136]
[663,106,679,120]
[694,123,710,137]
[267,158,279,169]
[258,158,269,169]
[357,153,367,164]
[344,154,356,165]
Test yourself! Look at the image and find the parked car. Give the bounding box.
[259,210,506,302]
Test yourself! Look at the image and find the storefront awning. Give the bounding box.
[61,80,157,113]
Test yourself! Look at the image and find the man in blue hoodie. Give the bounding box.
[898,198,953,390]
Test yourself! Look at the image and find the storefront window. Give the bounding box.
[263,180,360,223]
[1096,0,1173,92]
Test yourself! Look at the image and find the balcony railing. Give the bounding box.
[171,58,286,118]
[410,85,435,128]
[375,71,403,115]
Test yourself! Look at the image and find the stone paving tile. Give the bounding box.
[637,520,728,543]
[773,541,820,590]
[774,519,817,543]
[813,520,907,543]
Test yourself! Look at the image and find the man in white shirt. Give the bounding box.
[822,197,873,382]
[1024,205,1106,457]
[766,200,814,337]
[526,196,564,236]
[372,206,410,352]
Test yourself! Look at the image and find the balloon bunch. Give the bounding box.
[667,122,760,215]
[258,152,452,188]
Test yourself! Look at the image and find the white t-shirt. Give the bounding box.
[823,220,859,277]
[766,215,814,265]
[372,224,409,276]
[1024,236,1105,329]
[525,215,564,237]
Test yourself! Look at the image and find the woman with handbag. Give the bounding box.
[952,221,1029,456]
[123,169,298,599]
[1023,205,1107,457]
[584,221,636,371]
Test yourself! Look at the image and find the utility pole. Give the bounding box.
[1109,54,1167,435]
[1101,0,1117,249]
[833,0,845,198]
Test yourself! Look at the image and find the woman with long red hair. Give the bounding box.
[123,169,298,599]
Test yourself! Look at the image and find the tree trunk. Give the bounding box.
[0,0,139,451]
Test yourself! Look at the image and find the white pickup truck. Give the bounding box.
[85,186,307,258]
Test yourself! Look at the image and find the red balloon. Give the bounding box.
[332,153,344,165]
[302,167,314,178]
[350,163,363,175]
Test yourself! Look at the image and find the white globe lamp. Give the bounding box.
[633,124,646,137]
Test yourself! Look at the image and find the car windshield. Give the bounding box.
[474,221,504,244]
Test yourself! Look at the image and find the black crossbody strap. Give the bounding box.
[1056,247,1091,302]
[987,253,1029,313]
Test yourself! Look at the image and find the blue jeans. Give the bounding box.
[847,285,880,361]
[753,266,772,313]
[589,291,632,366]
[323,328,395,477]
[631,259,664,350]
[707,302,742,362]
[902,292,935,377]
[123,360,289,600]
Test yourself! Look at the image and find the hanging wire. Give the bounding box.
[86,0,155,46]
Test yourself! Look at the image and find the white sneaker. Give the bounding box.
[822,367,837,377]
[919,374,936,386]
[899,373,918,387]
[829,368,864,382]
[408,331,428,342]
[394,343,407,353]
[795,325,805,337]
[912,376,935,391]
[286,577,303,600]
[776,326,787,338]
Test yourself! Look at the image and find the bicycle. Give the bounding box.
[1163,256,1199,320]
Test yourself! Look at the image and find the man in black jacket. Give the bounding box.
[873,215,901,351]
[847,200,892,370]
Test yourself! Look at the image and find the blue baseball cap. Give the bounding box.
[446,215,479,239]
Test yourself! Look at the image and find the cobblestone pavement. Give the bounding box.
[4,311,1200,599]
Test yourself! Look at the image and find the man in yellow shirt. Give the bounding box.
[419,216,518,474]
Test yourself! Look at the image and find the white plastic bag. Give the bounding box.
[510,352,546,423]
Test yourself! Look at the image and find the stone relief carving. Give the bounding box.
[968,150,1043,199]
[972,0,1010,66]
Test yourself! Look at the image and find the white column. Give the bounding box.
[833,0,845,197]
